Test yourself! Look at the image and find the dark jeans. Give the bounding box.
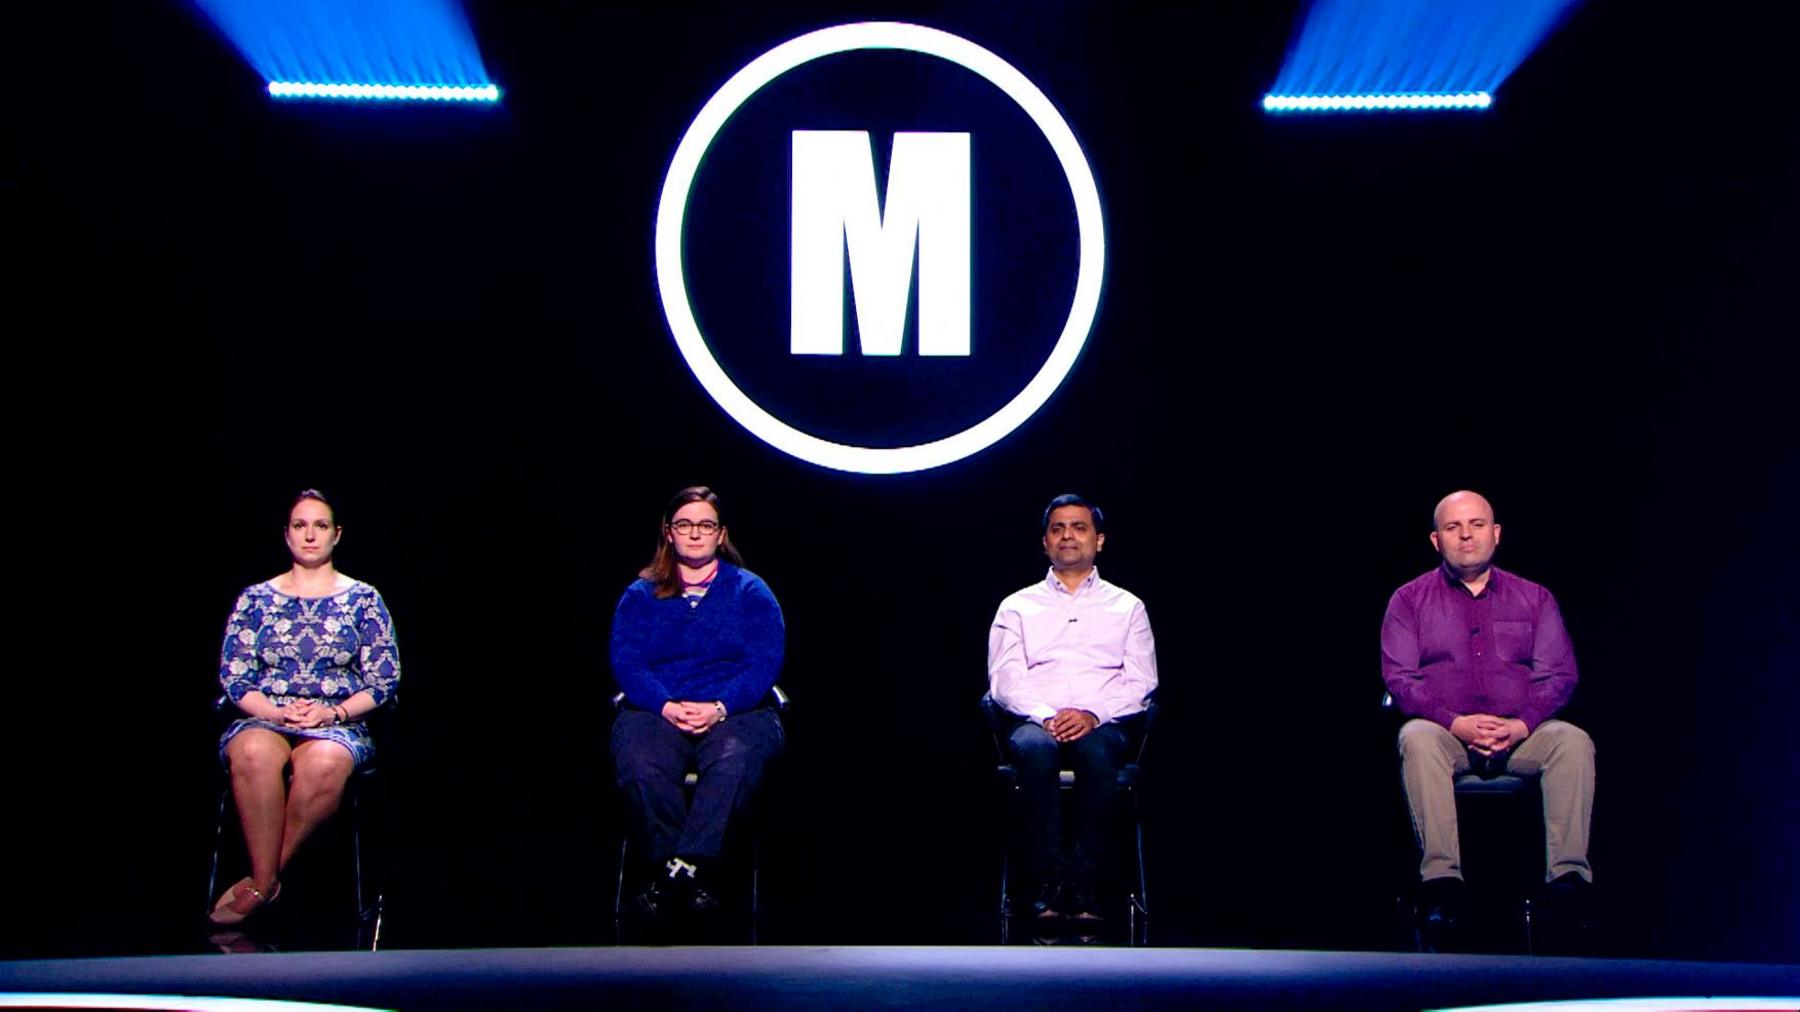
[611,707,784,867]
[1005,715,1134,890]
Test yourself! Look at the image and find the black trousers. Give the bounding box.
[611,708,784,866]
[1004,715,1133,890]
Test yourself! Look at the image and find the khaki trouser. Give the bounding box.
[1398,718,1595,883]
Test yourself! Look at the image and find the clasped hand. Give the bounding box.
[1044,707,1100,743]
[1450,713,1529,756]
[279,699,337,729]
[662,700,724,735]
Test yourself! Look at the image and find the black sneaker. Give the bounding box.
[1031,881,1064,920]
[666,856,724,916]
[688,884,722,915]
[634,878,672,918]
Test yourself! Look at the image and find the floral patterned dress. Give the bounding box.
[218,581,401,769]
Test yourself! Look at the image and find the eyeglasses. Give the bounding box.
[669,519,721,536]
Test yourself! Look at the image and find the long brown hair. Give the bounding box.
[639,486,745,598]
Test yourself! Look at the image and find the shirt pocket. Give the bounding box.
[1492,620,1535,663]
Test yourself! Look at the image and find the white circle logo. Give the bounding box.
[654,21,1105,475]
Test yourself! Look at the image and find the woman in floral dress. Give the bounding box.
[208,489,401,926]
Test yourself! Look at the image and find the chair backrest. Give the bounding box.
[979,692,1013,764]
[610,686,791,713]
[1133,697,1160,766]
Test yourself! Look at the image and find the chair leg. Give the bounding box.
[750,836,761,947]
[350,789,365,924]
[206,785,230,916]
[997,778,1021,944]
[367,896,384,952]
[613,835,630,938]
[1400,892,1424,953]
[998,849,1012,944]
[348,787,385,951]
[1130,789,1150,946]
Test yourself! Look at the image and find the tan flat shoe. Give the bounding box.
[207,929,271,954]
[209,876,281,926]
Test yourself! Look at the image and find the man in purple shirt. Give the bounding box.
[989,494,1158,923]
[1382,490,1595,934]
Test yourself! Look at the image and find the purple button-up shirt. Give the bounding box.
[1381,565,1579,732]
[989,568,1158,725]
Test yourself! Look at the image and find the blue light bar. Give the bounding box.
[1265,0,1575,110]
[267,81,500,102]
[196,0,496,104]
[1262,91,1492,114]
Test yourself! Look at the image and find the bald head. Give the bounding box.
[1433,490,1495,531]
[1430,490,1502,580]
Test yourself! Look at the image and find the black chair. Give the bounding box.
[206,696,387,950]
[610,685,789,944]
[1382,692,1543,953]
[982,692,1156,945]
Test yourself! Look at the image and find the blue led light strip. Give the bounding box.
[267,81,500,102]
[1262,91,1492,113]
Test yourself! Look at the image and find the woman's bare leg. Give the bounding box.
[278,739,354,872]
[225,728,292,893]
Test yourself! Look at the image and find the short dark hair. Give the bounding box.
[1043,493,1104,534]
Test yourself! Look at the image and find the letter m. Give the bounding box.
[790,130,971,356]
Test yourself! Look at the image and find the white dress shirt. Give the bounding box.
[988,567,1158,724]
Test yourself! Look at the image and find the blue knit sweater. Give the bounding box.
[609,562,785,715]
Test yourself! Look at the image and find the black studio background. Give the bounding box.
[8,1,1795,961]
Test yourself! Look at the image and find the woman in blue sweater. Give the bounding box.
[611,486,785,917]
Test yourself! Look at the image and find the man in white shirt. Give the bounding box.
[988,494,1159,922]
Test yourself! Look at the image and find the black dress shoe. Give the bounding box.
[1418,876,1466,919]
[1542,871,1591,899]
[1417,876,1467,952]
[1536,872,1594,946]
[1539,871,1592,920]
[1031,881,1064,920]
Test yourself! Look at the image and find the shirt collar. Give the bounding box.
[1044,566,1101,595]
[1438,562,1504,598]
